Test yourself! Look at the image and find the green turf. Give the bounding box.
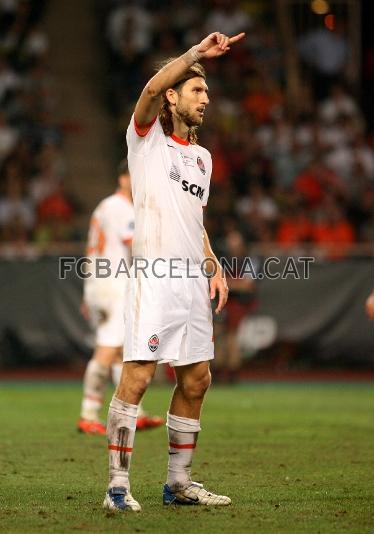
[0,382,373,533]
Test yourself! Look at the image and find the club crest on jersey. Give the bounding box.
[197,156,206,175]
[148,334,159,352]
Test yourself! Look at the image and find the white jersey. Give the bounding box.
[126,115,212,263]
[84,193,134,303]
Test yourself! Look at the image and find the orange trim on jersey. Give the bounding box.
[169,442,196,449]
[134,115,157,137]
[123,238,132,246]
[86,216,106,255]
[97,227,106,255]
[171,133,189,146]
[108,444,133,453]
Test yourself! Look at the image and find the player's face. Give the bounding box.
[175,77,209,127]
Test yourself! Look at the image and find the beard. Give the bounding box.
[175,103,202,128]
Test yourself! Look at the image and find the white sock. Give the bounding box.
[111,363,122,387]
[166,412,201,490]
[137,403,146,417]
[80,359,110,421]
[107,397,138,490]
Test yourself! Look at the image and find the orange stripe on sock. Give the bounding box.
[108,444,133,452]
[169,442,196,449]
[84,394,103,402]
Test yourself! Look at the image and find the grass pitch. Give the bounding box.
[0,382,373,533]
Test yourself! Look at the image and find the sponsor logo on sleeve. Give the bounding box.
[197,156,206,175]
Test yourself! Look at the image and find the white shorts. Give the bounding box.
[123,262,214,366]
[85,280,125,347]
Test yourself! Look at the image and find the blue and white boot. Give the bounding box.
[103,487,141,511]
[163,482,231,506]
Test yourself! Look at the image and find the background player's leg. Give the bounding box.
[107,361,157,492]
[111,358,123,388]
[79,346,122,433]
[166,361,211,489]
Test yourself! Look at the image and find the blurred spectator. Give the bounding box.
[237,182,278,222]
[0,171,34,240]
[311,196,355,259]
[36,182,75,242]
[276,206,313,249]
[106,1,152,56]
[243,75,284,125]
[319,84,360,124]
[214,230,256,382]
[294,159,347,207]
[0,110,17,160]
[205,0,252,36]
[0,0,76,247]
[21,23,49,61]
[298,20,349,100]
[96,2,374,262]
[0,56,20,102]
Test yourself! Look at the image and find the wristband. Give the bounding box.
[182,45,202,66]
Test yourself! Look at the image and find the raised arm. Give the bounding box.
[134,31,245,127]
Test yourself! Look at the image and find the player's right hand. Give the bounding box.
[196,32,245,59]
[366,291,374,319]
[80,301,90,321]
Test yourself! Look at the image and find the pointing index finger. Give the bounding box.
[228,32,246,44]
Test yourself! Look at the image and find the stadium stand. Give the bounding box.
[0,0,81,249]
[98,0,374,260]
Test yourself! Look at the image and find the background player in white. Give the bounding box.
[78,160,163,435]
[103,31,245,511]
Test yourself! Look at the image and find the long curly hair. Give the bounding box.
[157,59,206,145]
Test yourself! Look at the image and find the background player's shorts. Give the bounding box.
[123,262,214,366]
[85,279,125,347]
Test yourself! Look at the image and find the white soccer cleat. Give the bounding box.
[163,482,231,506]
[103,486,141,512]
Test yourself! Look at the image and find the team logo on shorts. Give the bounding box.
[197,156,206,175]
[148,334,159,352]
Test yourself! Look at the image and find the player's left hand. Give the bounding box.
[210,273,229,314]
[197,32,245,59]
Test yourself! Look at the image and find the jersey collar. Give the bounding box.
[170,133,189,146]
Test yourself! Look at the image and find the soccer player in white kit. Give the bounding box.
[78,160,163,435]
[103,31,245,511]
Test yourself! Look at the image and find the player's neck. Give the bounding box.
[172,117,189,142]
[117,189,131,201]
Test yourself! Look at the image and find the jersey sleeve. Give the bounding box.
[126,113,164,155]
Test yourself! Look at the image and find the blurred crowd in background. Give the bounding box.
[1,0,374,261]
[100,0,374,260]
[0,0,77,250]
